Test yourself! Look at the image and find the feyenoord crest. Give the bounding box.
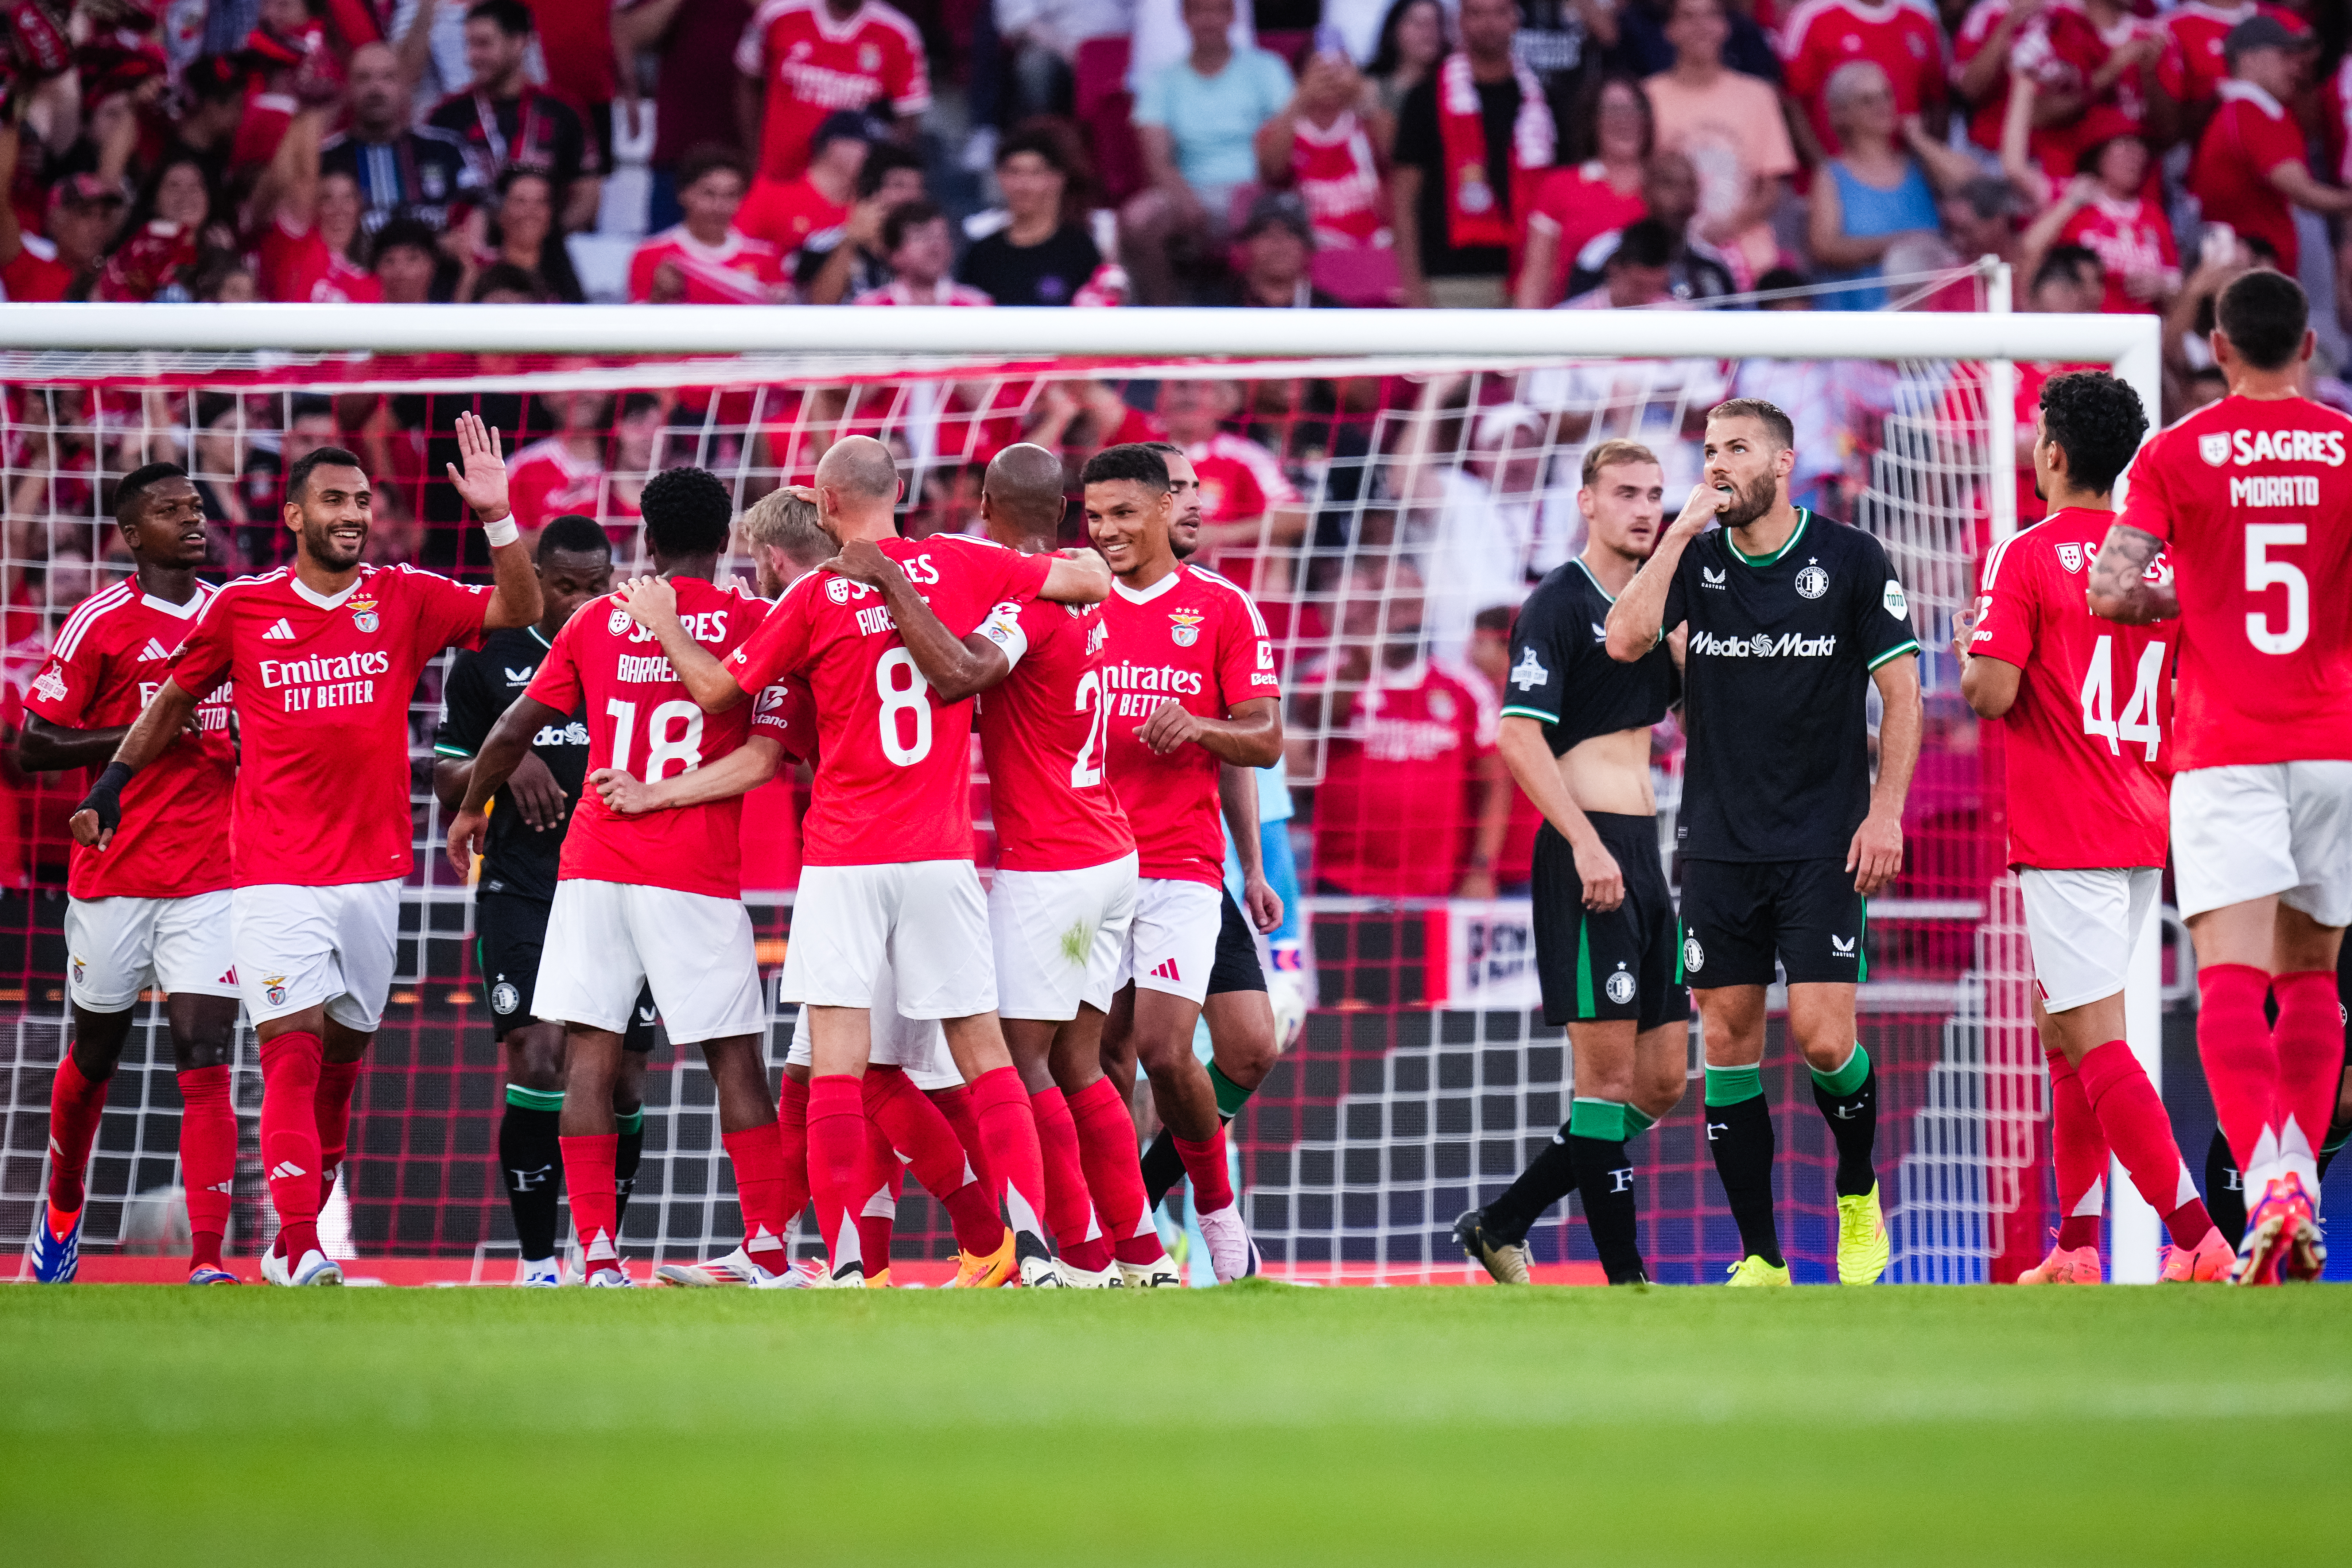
[349,595,379,633]
[1605,967,1636,1005]
[263,974,289,1007]
[1683,935,1704,974]
[2198,431,2232,466]
[492,981,520,1015]
[2056,543,2084,573]
[1169,611,1202,647]
[1793,564,1828,599]
[608,607,632,635]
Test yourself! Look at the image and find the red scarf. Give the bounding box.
[1435,51,1553,251]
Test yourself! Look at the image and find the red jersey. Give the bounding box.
[737,175,847,260]
[505,439,606,534]
[2322,55,2352,187]
[1099,564,1280,888]
[2116,394,2352,770]
[724,534,1051,866]
[853,277,994,306]
[2190,81,2307,273]
[734,0,930,181]
[1288,111,1386,249]
[258,215,382,304]
[2058,193,2178,315]
[1524,162,1647,306]
[24,581,235,900]
[525,576,797,900]
[1,234,74,302]
[1952,1,2099,163]
[1305,656,1496,897]
[1188,432,1299,531]
[974,594,1134,872]
[168,563,489,887]
[1970,507,2170,868]
[627,225,787,304]
[2162,2,2306,110]
[1779,0,1947,155]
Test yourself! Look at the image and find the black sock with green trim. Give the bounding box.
[499,1084,564,1261]
[1141,1063,1254,1210]
[1808,1044,1878,1198]
[614,1105,645,1231]
[1704,1065,1782,1268]
[1565,1098,1644,1282]
[1481,1127,1577,1245]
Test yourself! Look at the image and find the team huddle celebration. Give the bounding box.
[16,269,2351,1295]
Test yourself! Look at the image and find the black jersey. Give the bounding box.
[432,625,589,903]
[1661,509,1919,862]
[1503,555,1677,752]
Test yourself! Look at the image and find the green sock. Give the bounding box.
[1624,1105,1656,1139]
[1208,1062,1253,1119]
[1568,1097,1629,1141]
[1704,1064,1763,1107]
[505,1083,564,1113]
[615,1106,644,1135]
[1810,1044,1870,1099]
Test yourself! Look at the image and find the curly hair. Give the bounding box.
[640,466,735,559]
[2037,370,2146,496]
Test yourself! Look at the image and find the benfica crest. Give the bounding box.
[2198,432,2232,466]
[349,595,379,633]
[2056,543,2084,573]
[1168,611,1203,647]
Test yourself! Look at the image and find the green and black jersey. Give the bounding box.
[1661,509,1918,863]
[432,625,589,903]
[1501,556,1677,753]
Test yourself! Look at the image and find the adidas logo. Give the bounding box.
[262,618,297,641]
[138,636,174,661]
[1150,958,1181,982]
[218,968,237,985]
[268,1160,308,1180]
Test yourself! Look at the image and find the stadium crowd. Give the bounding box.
[6,0,2352,903]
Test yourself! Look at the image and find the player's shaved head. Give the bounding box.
[815,436,902,502]
[981,443,1067,542]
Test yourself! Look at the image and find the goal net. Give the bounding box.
[0,292,2186,1284]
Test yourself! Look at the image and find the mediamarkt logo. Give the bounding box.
[1689,631,1837,659]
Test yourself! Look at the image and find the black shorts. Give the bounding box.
[1533,812,1689,1032]
[477,890,659,1049]
[1207,886,1267,996]
[1678,857,1867,989]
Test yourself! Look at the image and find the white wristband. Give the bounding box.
[481,513,520,548]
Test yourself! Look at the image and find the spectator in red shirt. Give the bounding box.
[2189,16,2349,279]
[794,141,925,303]
[428,0,604,232]
[2014,112,2177,316]
[0,159,123,302]
[733,0,929,186]
[1516,73,1651,309]
[1254,42,1393,252]
[853,200,993,306]
[371,216,443,303]
[1465,601,1540,892]
[629,144,788,304]
[460,166,585,302]
[737,109,870,263]
[253,109,380,304]
[1292,558,1512,899]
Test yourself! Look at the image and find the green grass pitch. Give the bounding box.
[3,1281,2346,1565]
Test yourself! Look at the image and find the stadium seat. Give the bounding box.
[1074,38,1145,204]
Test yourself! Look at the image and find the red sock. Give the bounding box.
[2045,1049,2105,1251]
[1171,1124,1235,1216]
[929,1082,996,1200]
[1070,1077,1160,1266]
[560,1133,620,1266]
[313,1057,362,1210]
[2196,963,2278,1181]
[865,1066,1003,1255]
[721,1123,792,1273]
[806,1074,868,1276]
[855,1119,898,1276]
[2075,1041,2208,1247]
[1031,1086,1113,1271]
[176,1065,236,1270]
[777,1075,811,1227]
[968,1066,1050,1248]
[258,1032,325,1259]
[2270,970,2340,1189]
[44,1053,109,1216]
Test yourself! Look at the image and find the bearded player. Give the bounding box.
[2091,270,2351,1284]
[823,442,1170,1287]
[22,463,240,1285]
[448,467,800,1288]
[73,415,542,1286]
[628,435,1110,1287]
[1958,371,2232,1284]
[1085,443,1284,1282]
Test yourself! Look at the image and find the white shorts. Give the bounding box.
[64,890,239,1012]
[2171,761,2352,925]
[781,860,995,1019]
[784,958,962,1092]
[231,880,401,1032]
[991,853,1139,1022]
[1116,877,1223,1006]
[2018,866,2162,1014]
[533,880,765,1045]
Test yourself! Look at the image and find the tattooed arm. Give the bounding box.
[2087,522,2178,624]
